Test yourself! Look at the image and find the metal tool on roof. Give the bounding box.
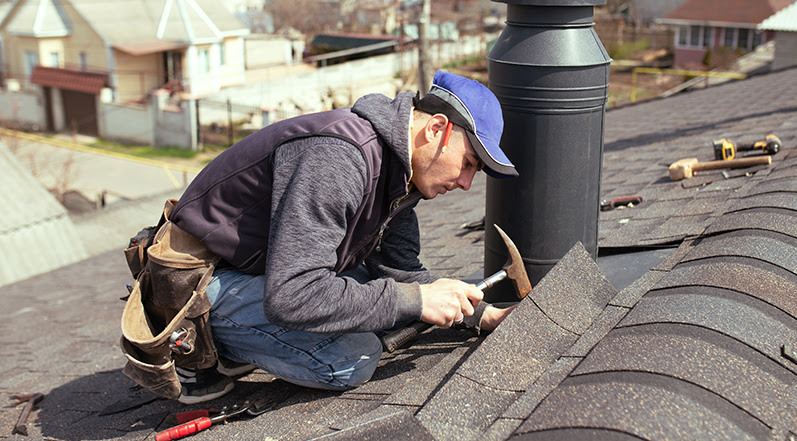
[11,392,44,436]
[154,400,270,441]
[668,156,772,181]
[600,196,643,211]
[380,224,531,353]
[713,134,781,160]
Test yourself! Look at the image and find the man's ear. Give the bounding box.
[424,114,449,142]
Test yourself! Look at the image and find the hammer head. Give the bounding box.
[668,157,698,181]
[494,224,532,300]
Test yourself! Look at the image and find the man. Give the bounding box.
[169,71,518,403]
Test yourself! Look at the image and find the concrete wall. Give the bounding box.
[207,34,491,121]
[97,101,153,146]
[152,91,199,150]
[772,32,797,71]
[98,91,198,150]
[245,35,299,68]
[0,89,45,128]
[48,87,66,131]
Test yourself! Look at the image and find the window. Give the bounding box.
[689,25,701,46]
[79,52,88,71]
[676,25,711,48]
[678,26,688,46]
[219,42,226,65]
[198,49,210,73]
[49,52,59,67]
[724,28,735,47]
[703,27,713,48]
[737,28,749,50]
[752,31,763,49]
[24,51,39,78]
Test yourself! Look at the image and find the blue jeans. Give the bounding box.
[205,267,383,390]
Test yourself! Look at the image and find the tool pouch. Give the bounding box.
[120,199,220,400]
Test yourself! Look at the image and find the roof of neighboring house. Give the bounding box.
[3,0,249,46]
[0,67,795,440]
[4,0,70,37]
[663,0,794,24]
[759,0,797,30]
[68,0,250,44]
[310,33,400,50]
[0,143,87,288]
[30,65,108,94]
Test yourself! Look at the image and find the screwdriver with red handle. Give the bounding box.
[155,416,215,441]
[154,403,254,441]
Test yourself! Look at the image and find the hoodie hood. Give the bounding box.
[351,91,415,177]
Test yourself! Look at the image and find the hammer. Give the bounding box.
[668,156,771,181]
[380,224,531,352]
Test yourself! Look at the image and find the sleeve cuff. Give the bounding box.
[395,282,424,324]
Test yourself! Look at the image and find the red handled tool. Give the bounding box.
[600,196,642,211]
[155,401,267,441]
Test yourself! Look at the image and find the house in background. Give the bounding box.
[759,1,797,70]
[0,0,249,135]
[658,0,793,68]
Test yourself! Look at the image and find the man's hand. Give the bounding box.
[419,278,483,327]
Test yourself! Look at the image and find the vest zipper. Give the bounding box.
[375,191,417,252]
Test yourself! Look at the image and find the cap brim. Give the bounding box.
[464,131,518,179]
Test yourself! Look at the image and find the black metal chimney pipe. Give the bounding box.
[484,0,610,302]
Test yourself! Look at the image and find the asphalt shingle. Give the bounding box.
[2,61,797,441]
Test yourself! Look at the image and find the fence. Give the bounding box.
[0,89,46,129]
[197,98,264,147]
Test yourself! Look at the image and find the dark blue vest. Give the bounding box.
[170,108,410,274]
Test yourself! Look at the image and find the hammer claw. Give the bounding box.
[492,225,532,299]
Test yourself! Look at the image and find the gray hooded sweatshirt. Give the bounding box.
[172,92,434,333]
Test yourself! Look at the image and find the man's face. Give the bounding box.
[411,119,483,199]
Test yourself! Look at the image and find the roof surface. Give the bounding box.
[663,0,794,24]
[1,67,796,440]
[29,66,108,94]
[0,144,87,288]
[4,0,69,37]
[759,0,797,30]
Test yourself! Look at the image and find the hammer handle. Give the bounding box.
[380,270,509,352]
[476,269,507,291]
[381,321,433,353]
[694,156,771,172]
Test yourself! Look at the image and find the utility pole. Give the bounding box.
[417,0,432,93]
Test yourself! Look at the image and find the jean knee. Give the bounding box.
[311,332,382,391]
[341,333,382,388]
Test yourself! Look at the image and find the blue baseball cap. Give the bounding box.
[414,71,518,179]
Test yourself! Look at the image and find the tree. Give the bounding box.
[266,0,336,39]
